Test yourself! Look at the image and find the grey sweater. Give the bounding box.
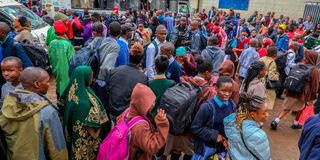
[201,45,225,75]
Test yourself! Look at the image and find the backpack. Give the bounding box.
[275,51,289,71]
[0,127,9,160]
[283,64,312,93]
[97,110,148,160]
[69,38,103,75]
[142,41,158,68]
[159,82,207,135]
[13,41,50,72]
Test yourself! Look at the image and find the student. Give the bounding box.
[240,61,266,103]
[271,50,319,130]
[149,55,175,115]
[260,46,280,110]
[170,15,191,48]
[118,83,169,160]
[1,57,23,100]
[219,59,240,104]
[59,66,108,159]
[107,43,148,120]
[48,20,75,97]
[276,24,289,52]
[191,76,236,159]
[0,67,68,159]
[115,24,133,67]
[161,42,183,83]
[176,46,196,77]
[224,96,270,160]
[189,20,201,53]
[231,30,249,65]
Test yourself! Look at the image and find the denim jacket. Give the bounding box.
[224,113,270,160]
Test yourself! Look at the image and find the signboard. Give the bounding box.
[218,0,249,11]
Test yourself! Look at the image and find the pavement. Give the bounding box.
[48,77,301,160]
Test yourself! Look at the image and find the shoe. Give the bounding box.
[271,120,278,130]
[277,95,285,100]
[291,124,302,129]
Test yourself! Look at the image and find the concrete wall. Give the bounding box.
[191,0,320,20]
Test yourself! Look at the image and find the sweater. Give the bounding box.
[115,38,129,67]
[201,45,225,76]
[165,58,183,83]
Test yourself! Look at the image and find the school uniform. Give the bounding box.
[165,57,183,83]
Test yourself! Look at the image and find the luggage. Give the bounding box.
[283,64,312,93]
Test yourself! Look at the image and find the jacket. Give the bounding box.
[170,25,191,48]
[240,78,266,101]
[260,56,280,81]
[115,38,130,67]
[201,45,225,75]
[298,114,320,160]
[14,27,34,44]
[0,89,68,160]
[276,33,289,52]
[118,83,169,160]
[190,30,201,52]
[224,114,270,160]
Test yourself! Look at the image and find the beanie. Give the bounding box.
[54,12,68,22]
[54,20,67,35]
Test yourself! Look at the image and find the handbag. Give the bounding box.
[266,61,283,89]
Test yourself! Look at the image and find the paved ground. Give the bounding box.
[48,77,301,160]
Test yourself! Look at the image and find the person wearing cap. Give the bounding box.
[201,36,225,76]
[276,24,289,52]
[46,12,74,45]
[48,20,75,97]
[176,46,196,77]
[115,24,134,67]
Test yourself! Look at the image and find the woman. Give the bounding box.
[224,96,270,160]
[260,46,280,110]
[59,66,109,160]
[240,61,267,103]
[136,22,151,46]
[13,16,34,43]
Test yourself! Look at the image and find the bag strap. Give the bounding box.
[240,131,260,160]
[152,41,159,58]
[127,116,148,130]
[267,60,274,76]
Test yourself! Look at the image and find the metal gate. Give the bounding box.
[303,1,320,25]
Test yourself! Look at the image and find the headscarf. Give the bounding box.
[305,50,318,66]
[60,66,108,131]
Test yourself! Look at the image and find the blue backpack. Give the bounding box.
[142,41,159,68]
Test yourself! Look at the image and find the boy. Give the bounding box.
[1,57,23,100]
[0,67,68,159]
[48,20,75,97]
[161,42,183,83]
[149,55,175,115]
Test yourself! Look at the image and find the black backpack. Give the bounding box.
[159,82,206,135]
[141,41,158,68]
[0,127,9,160]
[275,51,289,71]
[14,42,51,72]
[283,64,312,93]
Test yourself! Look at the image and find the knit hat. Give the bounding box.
[54,20,67,35]
[176,47,187,56]
[279,24,287,30]
[54,12,68,22]
[263,38,273,46]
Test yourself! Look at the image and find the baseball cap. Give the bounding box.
[279,24,287,30]
[176,47,187,56]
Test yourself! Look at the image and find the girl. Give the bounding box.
[59,66,109,159]
[224,96,270,160]
[240,61,266,104]
[191,76,236,159]
[13,16,34,43]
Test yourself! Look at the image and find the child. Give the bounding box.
[1,57,23,100]
[191,76,236,159]
[161,42,183,83]
[0,67,68,159]
[149,55,175,116]
[224,96,270,160]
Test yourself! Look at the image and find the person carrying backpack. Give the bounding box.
[271,50,319,130]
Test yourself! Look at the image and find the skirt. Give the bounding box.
[282,96,306,112]
[163,134,194,156]
[266,89,276,110]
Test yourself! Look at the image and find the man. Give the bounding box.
[164,11,174,39]
[276,24,289,52]
[201,36,225,76]
[146,25,167,80]
[304,16,314,31]
[107,43,148,120]
[234,18,250,38]
[65,9,72,20]
[190,20,201,53]
[264,12,271,27]
[170,15,191,48]
[98,22,121,80]
[115,24,133,67]
[208,6,216,20]
[161,42,183,83]
[0,67,68,160]
[237,38,260,82]
[0,22,32,68]
[231,30,250,61]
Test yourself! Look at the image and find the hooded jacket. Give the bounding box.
[0,89,68,160]
[219,60,240,104]
[201,45,225,76]
[118,83,169,160]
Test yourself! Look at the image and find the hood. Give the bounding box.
[203,45,224,61]
[1,89,48,121]
[128,83,156,119]
[219,59,235,77]
[180,76,208,87]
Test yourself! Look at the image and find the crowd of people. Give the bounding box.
[0,4,320,160]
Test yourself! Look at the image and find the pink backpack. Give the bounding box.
[97,110,148,160]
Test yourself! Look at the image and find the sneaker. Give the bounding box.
[291,124,302,129]
[271,120,278,130]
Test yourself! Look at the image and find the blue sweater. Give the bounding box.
[276,33,289,52]
[115,39,129,67]
[165,59,182,83]
[191,97,235,155]
[299,114,320,160]
[1,37,33,68]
